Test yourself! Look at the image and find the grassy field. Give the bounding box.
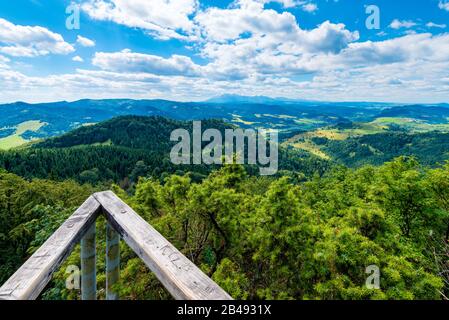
[0,120,47,150]
[372,117,449,132]
[285,121,390,158]
[290,141,330,159]
[285,117,449,159]
[231,114,257,126]
[287,122,386,143]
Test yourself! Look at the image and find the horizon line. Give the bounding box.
[1,96,448,106]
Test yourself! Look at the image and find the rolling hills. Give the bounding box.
[284,121,449,167]
[2,97,448,150]
[1,97,449,179]
[0,116,232,184]
[1,108,448,301]
[0,115,329,184]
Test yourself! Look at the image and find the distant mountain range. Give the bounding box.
[205,94,312,104]
[204,94,403,107]
[0,96,448,149]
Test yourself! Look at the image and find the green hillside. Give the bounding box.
[2,98,449,150]
[0,116,231,185]
[285,121,449,167]
[0,114,448,300]
[0,116,330,185]
[1,158,448,300]
[0,120,47,150]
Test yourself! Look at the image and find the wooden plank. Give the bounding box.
[81,224,97,300]
[0,196,101,300]
[94,191,233,300]
[106,222,120,300]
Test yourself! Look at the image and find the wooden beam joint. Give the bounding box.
[0,191,232,301]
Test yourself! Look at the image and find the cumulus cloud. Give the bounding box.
[0,18,74,57]
[439,1,449,11]
[390,19,417,29]
[81,0,320,42]
[72,56,84,62]
[320,33,449,72]
[250,0,318,11]
[86,27,449,94]
[0,54,10,70]
[302,3,318,12]
[336,34,418,66]
[194,3,300,42]
[2,0,449,104]
[92,49,202,76]
[2,55,449,104]
[198,20,358,79]
[195,1,357,51]
[81,0,198,40]
[260,0,300,8]
[76,35,96,47]
[302,21,359,53]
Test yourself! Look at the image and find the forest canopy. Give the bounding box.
[1,156,448,300]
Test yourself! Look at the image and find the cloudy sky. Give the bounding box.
[0,0,448,103]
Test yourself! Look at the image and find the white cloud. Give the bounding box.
[439,1,449,11]
[0,18,74,57]
[0,54,9,63]
[2,56,449,104]
[92,49,202,76]
[63,30,449,104]
[80,0,320,42]
[195,3,300,42]
[72,56,84,62]
[302,3,318,12]
[263,0,300,8]
[389,19,417,29]
[198,20,358,79]
[426,22,447,29]
[1,1,449,104]
[0,54,10,70]
[251,0,317,10]
[302,21,359,53]
[76,35,96,47]
[306,33,449,73]
[195,2,356,49]
[81,0,198,40]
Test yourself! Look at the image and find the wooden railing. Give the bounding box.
[0,191,232,300]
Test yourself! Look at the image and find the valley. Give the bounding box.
[1,97,449,170]
[283,119,449,165]
[0,96,407,149]
[2,0,449,303]
[1,98,448,301]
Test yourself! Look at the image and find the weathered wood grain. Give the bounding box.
[0,196,101,300]
[81,224,97,300]
[94,191,233,300]
[106,222,120,300]
[0,191,232,300]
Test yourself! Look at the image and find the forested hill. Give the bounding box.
[0,116,329,185]
[1,116,449,300]
[36,116,230,150]
[1,158,448,299]
[2,98,449,151]
[323,131,449,167]
[0,116,233,185]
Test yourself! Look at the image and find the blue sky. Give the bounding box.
[0,0,448,103]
